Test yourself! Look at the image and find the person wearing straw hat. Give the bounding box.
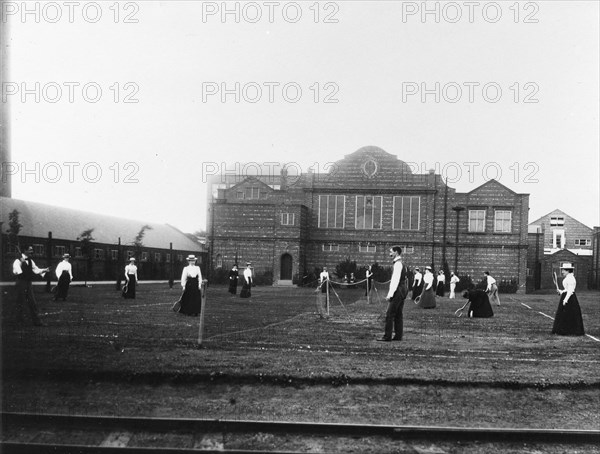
[174,254,203,316]
[436,270,446,297]
[240,262,253,298]
[484,271,500,306]
[411,267,423,301]
[377,245,408,342]
[123,257,138,299]
[417,266,436,309]
[552,263,585,336]
[54,253,73,301]
[12,245,50,326]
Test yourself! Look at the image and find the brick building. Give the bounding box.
[0,197,206,282]
[528,209,595,290]
[207,146,529,289]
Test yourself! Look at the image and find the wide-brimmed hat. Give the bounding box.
[425,266,432,271]
[560,262,574,270]
[62,253,71,259]
[129,257,136,261]
[246,262,252,266]
[186,255,197,261]
[414,267,420,271]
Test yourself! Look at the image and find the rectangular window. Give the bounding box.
[393,196,420,230]
[177,254,183,262]
[468,210,486,232]
[111,250,118,260]
[54,245,66,257]
[494,210,512,233]
[281,213,295,226]
[402,245,414,254]
[553,230,565,249]
[154,253,161,262]
[166,253,171,263]
[75,247,82,258]
[127,250,134,259]
[574,239,591,246]
[359,244,376,253]
[245,186,260,199]
[550,216,565,226]
[94,248,104,259]
[142,252,148,261]
[318,195,345,229]
[322,243,339,252]
[33,244,44,255]
[355,196,383,229]
[236,191,244,199]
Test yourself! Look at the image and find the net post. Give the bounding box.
[198,279,208,346]
[326,280,330,316]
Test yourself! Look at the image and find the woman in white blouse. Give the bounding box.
[123,258,138,299]
[54,253,73,301]
[552,263,585,336]
[174,255,203,316]
[484,271,500,306]
[417,266,436,309]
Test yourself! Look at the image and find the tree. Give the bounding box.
[133,225,152,261]
[77,228,95,285]
[6,209,23,254]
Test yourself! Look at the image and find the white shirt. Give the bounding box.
[486,275,497,291]
[125,264,138,280]
[181,264,202,289]
[450,275,460,285]
[13,255,46,277]
[423,272,434,290]
[386,256,404,299]
[562,273,576,303]
[55,260,73,280]
[437,274,445,284]
[413,271,422,286]
[319,271,330,282]
[243,267,252,283]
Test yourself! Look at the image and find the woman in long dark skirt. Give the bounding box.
[436,270,445,297]
[228,264,239,295]
[460,289,494,318]
[552,263,585,336]
[123,258,138,299]
[411,267,423,301]
[175,255,203,316]
[418,266,436,309]
[240,262,252,298]
[54,254,73,301]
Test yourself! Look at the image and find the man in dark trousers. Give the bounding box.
[12,245,50,326]
[378,245,408,341]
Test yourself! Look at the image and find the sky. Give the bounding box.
[3,0,599,233]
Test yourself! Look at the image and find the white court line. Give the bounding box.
[518,299,600,343]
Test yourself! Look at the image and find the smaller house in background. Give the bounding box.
[527,209,595,291]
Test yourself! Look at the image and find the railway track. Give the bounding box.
[2,412,599,453]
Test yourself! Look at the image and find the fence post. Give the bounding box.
[198,279,208,347]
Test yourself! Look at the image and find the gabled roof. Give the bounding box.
[227,176,276,192]
[463,179,520,196]
[0,197,203,251]
[529,209,592,230]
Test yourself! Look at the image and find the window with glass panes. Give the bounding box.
[393,196,420,230]
[494,210,512,232]
[318,195,345,228]
[468,210,486,232]
[355,196,382,229]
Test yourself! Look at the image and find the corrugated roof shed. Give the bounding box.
[0,197,202,252]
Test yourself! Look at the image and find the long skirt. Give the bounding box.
[552,293,585,336]
[228,279,238,295]
[436,281,445,297]
[412,282,423,300]
[123,274,136,299]
[468,294,494,318]
[365,277,373,296]
[418,287,436,309]
[55,271,71,300]
[488,283,500,306]
[178,277,201,316]
[240,279,252,298]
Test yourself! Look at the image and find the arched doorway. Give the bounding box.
[280,253,293,280]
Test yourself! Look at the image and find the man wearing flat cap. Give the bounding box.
[12,245,50,326]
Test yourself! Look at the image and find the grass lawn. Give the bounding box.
[2,283,599,430]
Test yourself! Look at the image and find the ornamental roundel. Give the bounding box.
[362,159,378,178]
